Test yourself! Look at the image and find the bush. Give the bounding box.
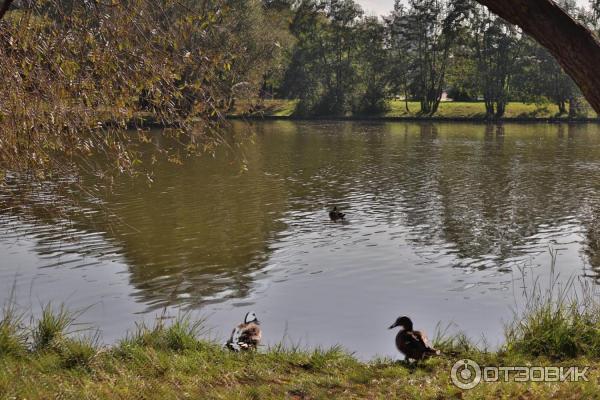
[0,299,27,357]
[32,304,77,351]
[119,314,205,353]
[60,335,99,369]
[505,253,600,359]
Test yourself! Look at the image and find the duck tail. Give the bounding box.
[425,347,441,357]
[437,349,464,357]
[224,341,239,352]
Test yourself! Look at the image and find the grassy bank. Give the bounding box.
[3,340,600,399]
[2,276,600,399]
[230,99,599,121]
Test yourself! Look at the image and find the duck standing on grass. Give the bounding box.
[225,311,262,351]
[388,316,439,362]
[329,206,345,221]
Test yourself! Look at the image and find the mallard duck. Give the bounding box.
[225,311,262,351]
[388,316,439,361]
[329,206,345,221]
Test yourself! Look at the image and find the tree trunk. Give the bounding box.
[476,0,600,114]
[569,96,580,118]
[0,0,14,20]
[495,100,506,119]
[484,99,494,118]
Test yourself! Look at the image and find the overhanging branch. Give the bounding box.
[0,0,14,21]
[475,0,600,114]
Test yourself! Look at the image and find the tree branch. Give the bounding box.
[0,0,13,21]
[475,0,600,114]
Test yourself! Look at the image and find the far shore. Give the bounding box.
[226,99,600,124]
[227,113,600,124]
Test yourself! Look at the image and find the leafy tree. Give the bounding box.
[392,0,469,115]
[320,0,363,114]
[353,16,390,114]
[592,0,600,30]
[0,0,281,179]
[260,1,296,98]
[525,42,579,115]
[470,6,521,118]
[476,0,600,114]
[385,1,411,110]
[280,0,364,116]
[279,1,328,114]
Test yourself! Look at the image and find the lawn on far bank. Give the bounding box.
[229,99,598,120]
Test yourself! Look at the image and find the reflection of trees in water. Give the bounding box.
[255,122,600,276]
[583,209,600,283]
[396,124,444,244]
[389,123,600,271]
[0,173,122,262]
[105,129,290,311]
[0,130,290,312]
[6,122,600,307]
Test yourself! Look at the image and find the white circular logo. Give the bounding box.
[451,359,482,390]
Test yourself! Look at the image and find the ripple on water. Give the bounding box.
[2,122,600,358]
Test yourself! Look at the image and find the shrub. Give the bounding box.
[0,299,27,356]
[60,334,99,369]
[32,303,77,351]
[119,313,205,353]
[505,253,600,359]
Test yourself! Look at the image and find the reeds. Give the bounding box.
[505,250,600,359]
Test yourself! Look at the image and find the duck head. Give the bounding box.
[244,311,259,324]
[388,316,413,331]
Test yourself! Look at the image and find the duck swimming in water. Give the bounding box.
[329,206,345,221]
[225,311,262,351]
[389,316,439,362]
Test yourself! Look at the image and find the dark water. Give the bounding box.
[2,121,600,359]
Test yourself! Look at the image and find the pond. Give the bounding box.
[2,121,600,359]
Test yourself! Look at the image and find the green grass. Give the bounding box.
[2,274,600,399]
[59,335,99,369]
[230,99,598,119]
[505,255,600,360]
[385,100,570,118]
[118,313,206,353]
[0,298,27,357]
[1,332,599,399]
[32,303,79,351]
[232,99,298,117]
[2,257,600,399]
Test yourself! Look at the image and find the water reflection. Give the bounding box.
[3,121,600,356]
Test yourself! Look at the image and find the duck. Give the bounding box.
[225,311,262,351]
[329,206,345,221]
[388,316,439,362]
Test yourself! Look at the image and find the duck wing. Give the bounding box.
[225,325,244,351]
[237,323,262,350]
[413,330,440,355]
[397,330,438,360]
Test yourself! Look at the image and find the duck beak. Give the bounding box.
[388,322,397,330]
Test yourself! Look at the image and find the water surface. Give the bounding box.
[2,121,600,359]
